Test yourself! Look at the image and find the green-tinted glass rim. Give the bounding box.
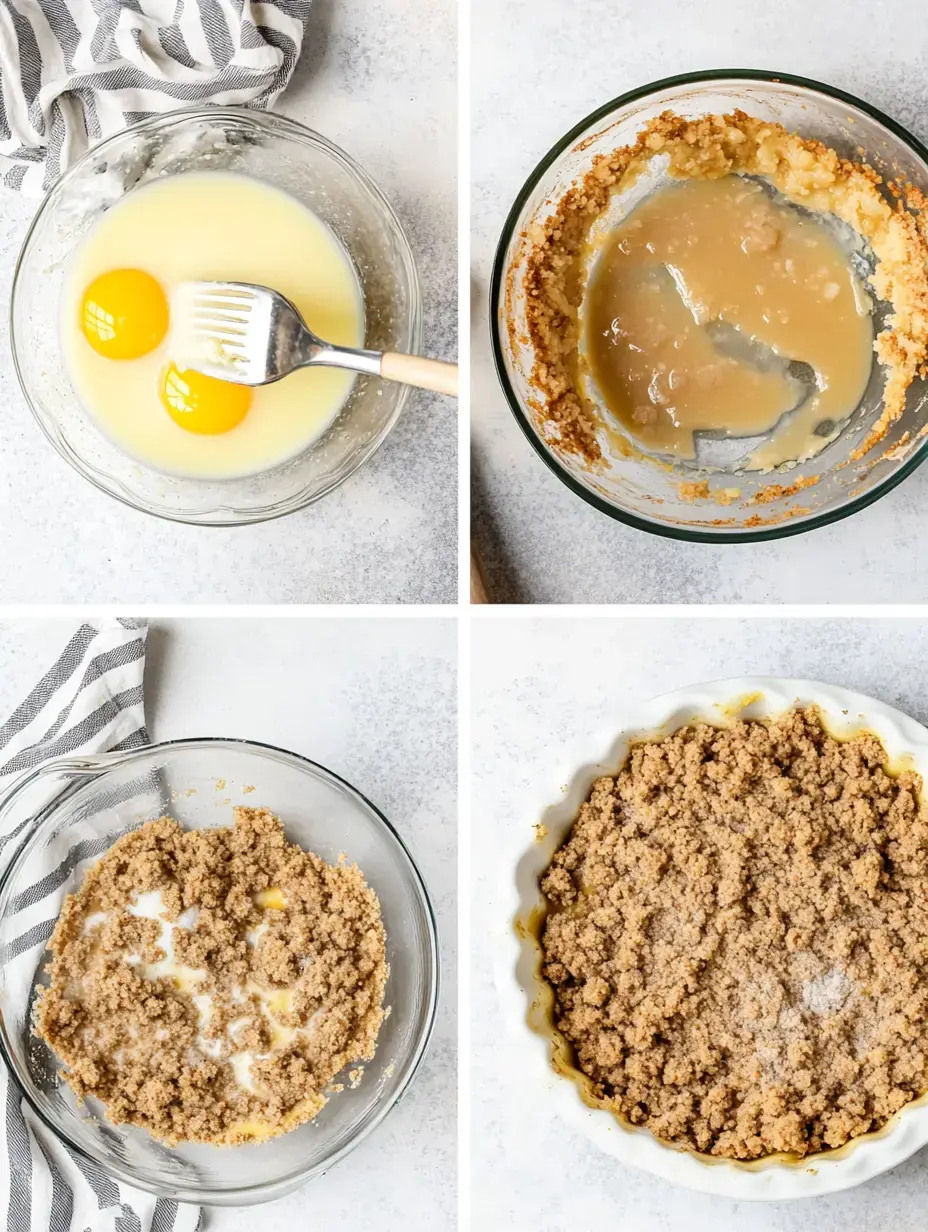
[489,68,928,544]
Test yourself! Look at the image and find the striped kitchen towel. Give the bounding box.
[0,619,201,1232]
[0,0,313,195]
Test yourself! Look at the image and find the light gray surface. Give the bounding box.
[0,0,457,605]
[0,616,457,1229]
[471,0,928,604]
[472,614,928,1230]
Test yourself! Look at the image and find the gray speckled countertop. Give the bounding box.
[472,614,928,1230]
[0,0,457,604]
[471,0,928,603]
[0,616,457,1229]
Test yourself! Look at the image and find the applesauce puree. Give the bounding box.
[583,176,874,467]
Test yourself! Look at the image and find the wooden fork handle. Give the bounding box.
[381,352,458,397]
[471,547,489,604]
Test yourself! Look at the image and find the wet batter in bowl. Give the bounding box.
[61,172,365,480]
[34,807,387,1146]
[523,111,928,472]
[584,176,874,468]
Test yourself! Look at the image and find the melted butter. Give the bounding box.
[227,1098,321,1143]
[224,983,325,1092]
[82,910,108,934]
[266,1021,297,1051]
[191,992,225,1058]
[126,889,206,995]
[583,176,874,468]
[220,982,308,1094]
[121,888,310,1097]
[244,979,301,1053]
[229,1050,259,1093]
[254,887,287,910]
[265,988,295,1016]
[227,1117,272,1140]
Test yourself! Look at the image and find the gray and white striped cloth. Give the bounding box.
[0,619,201,1232]
[0,0,312,195]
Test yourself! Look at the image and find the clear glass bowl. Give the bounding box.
[0,740,439,1206]
[11,108,422,525]
[491,70,928,542]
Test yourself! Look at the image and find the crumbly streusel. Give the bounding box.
[540,707,928,1160]
[35,807,387,1145]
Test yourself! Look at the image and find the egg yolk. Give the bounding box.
[159,364,252,435]
[80,269,169,360]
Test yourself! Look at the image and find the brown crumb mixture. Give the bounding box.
[521,110,928,466]
[35,807,387,1146]
[540,707,928,1160]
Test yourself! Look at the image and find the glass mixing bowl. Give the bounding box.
[11,108,421,525]
[491,70,928,542]
[0,740,439,1206]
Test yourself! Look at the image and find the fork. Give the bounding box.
[171,281,458,397]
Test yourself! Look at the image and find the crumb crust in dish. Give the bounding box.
[540,706,928,1161]
[522,110,928,469]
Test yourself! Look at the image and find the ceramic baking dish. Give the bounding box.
[499,677,928,1199]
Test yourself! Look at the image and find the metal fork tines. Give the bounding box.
[171,279,459,396]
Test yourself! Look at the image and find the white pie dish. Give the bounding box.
[498,676,928,1200]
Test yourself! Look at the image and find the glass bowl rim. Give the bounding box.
[10,105,424,528]
[489,67,928,544]
[0,735,440,1205]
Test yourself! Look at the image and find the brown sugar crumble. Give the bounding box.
[522,110,928,469]
[35,806,387,1146]
[540,707,928,1160]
